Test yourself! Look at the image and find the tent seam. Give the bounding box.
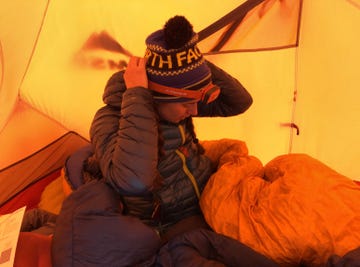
[0,40,4,92]
[17,0,51,98]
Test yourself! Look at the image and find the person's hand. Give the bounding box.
[123,56,148,89]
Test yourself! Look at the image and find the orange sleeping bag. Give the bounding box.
[200,139,360,267]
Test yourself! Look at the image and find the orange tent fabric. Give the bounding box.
[0,1,359,265]
[1,0,359,180]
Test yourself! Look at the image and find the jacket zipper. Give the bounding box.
[175,125,201,199]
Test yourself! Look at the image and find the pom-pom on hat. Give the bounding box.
[145,16,217,103]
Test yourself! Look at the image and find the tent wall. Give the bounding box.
[195,48,296,167]
[0,0,359,182]
[0,0,48,131]
[16,0,299,167]
[197,0,360,180]
[19,0,243,138]
[0,100,67,169]
[0,132,89,206]
[0,0,242,168]
[294,0,360,179]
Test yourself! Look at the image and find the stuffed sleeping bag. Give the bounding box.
[200,139,360,267]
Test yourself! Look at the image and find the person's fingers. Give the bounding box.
[137,57,146,67]
[129,56,146,67]
[128,56,147,67]
[124,56,148,89]
[127,56,137,67]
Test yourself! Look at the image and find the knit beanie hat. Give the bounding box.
[145,16,219,103]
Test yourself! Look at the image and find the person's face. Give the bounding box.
[156,100,198,123]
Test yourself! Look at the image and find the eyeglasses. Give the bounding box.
[148,81,220,104]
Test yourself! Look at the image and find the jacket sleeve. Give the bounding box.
[90,71,159,195]
[197,60,253,117]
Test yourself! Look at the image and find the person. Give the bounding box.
[89,15,253,240]
[52,15,285,267]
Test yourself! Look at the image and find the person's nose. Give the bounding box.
[187,103,198,116]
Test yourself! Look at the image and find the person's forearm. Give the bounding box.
[198,60,253,117]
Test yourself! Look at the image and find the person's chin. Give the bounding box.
[171,118,184,124]
[178,117,188,123]
[167,116,188,124]
[172,119,181,124]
